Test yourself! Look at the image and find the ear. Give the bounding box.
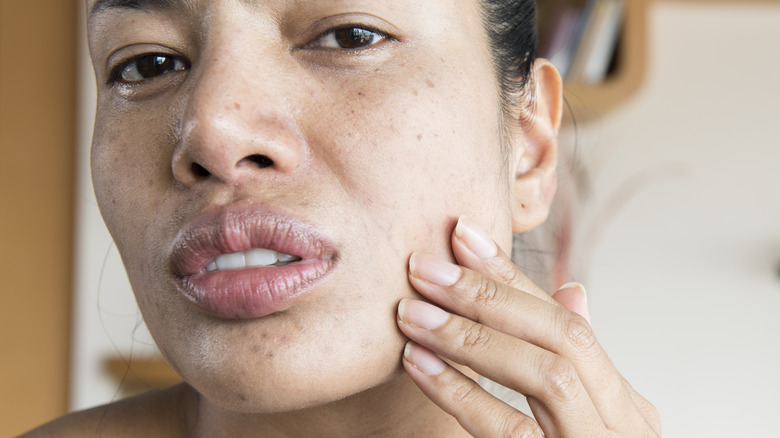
[510,59,563,234]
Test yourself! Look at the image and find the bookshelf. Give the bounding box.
[540,0,649,120]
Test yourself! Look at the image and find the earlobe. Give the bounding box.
[510,59,563,234]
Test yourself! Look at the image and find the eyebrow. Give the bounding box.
[90,0,187,18]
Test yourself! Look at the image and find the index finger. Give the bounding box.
[451,215,556,306]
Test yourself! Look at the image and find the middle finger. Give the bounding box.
[397,298,604,436]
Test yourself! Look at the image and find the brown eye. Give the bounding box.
[313,26,386,50]
[333,28,379,49]
[112,54,189,84]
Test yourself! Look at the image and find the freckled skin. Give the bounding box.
[83,0,517,435]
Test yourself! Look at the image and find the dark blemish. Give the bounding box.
[521,203,527,209]
[266,351,275,358]
[253,345,260,353]
[425,80,435,88]
[434,133,439,138]
[358,91,365,97]
[412,89,419,96]
[417,134,423,141]
[234,102,240,110]
[238,393,247,401]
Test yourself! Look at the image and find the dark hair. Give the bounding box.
[481,0,538,121]
[482,1,564,292]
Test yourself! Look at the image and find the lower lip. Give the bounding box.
[177,259,333,319]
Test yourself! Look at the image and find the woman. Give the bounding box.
[28,0,660,436]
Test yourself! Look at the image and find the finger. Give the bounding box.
[451,215,557,306]
[398,299,604,436]
[402,341,546,438]
[408,253,644,432]
[551,282,590,323]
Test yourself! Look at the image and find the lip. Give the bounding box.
[170,203,338,319]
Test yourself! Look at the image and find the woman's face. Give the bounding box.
[87,0,517,412]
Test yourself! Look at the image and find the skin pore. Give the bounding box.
[27,0,662,436]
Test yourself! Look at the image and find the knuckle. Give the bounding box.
[457,322,492,352]
[561,311,597,354]
[494,260,524,287]
[471,276,503,308]
[541,356,581,402]
[449,378,481,406]
[501,415,544,438]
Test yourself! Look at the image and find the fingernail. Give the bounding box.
[455,215,497,259]
[556,282,590,323]
[557,282,588,300]
[409,253,461,286]
[404,341,446,376]
[398,299,450,330]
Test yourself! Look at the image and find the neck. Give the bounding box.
[187,370,469,438]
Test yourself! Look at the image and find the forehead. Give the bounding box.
[87,0,482,19]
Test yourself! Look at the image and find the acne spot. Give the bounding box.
[425,79,435,88]
[417,133,423,141]
[412,89,419,96]
[266,351,275,359]
[252,345,260,353]
[234,103,241,110]
[358,91,365,97]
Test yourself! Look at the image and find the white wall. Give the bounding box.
[572,3,780,436]
[72,2,780,436]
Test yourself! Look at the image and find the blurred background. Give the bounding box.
[1,0,779,436]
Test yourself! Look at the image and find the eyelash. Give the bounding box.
[106,25,390,86]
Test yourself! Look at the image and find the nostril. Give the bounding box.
[242,154,274,169]
[191,162,211,178]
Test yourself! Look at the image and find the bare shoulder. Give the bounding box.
[20,384,197,438]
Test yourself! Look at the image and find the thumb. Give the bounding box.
[552,282,591,324]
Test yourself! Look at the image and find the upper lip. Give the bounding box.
[170,202,338,277]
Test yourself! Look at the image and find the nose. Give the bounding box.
[171,40,306,188]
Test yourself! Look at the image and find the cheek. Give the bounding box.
[301,69,509,252]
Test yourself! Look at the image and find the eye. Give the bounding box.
[109,53,189,84]
[310,26,387,50]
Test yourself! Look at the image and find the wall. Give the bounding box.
[571,3,780,436]
[0,0,77,435]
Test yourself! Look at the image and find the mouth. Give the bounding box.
[170,204,338,319]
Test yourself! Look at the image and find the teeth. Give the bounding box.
[245,248,277,266]
[205,249,301,272]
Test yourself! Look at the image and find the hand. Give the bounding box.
[396,216,661,437]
